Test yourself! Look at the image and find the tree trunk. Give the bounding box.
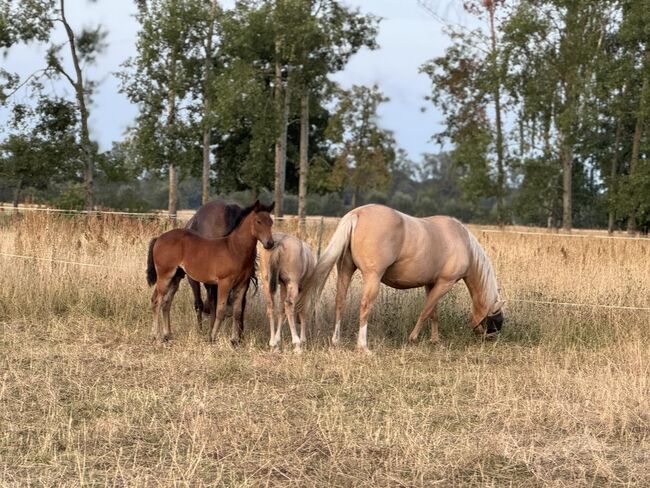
[202,128,211,205]
[561,137,572,230]
[608,122,621,234]
[167,61,178,219]
[60,0,93,210]
[488,3,505,225]
[279,79,290,201]
[627,73,648,235]
[298,91,309,231]
[201,0,217,205]
[12,185,21,208]
[168,163,178,218]
[273,40,284,218]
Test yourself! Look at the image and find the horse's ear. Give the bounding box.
[490,300,505,315]
[253,199,260,211]
[268,201,275,212]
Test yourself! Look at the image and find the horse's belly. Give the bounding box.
[381,263,433,289]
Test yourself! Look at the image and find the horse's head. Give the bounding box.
[250,200,275,249]
[480,300,505,335]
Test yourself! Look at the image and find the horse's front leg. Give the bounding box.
[230,281,249,347]
[261,274,277,350]
[209,281,232,343]
[409,280,454,343]
[187,276,204,330]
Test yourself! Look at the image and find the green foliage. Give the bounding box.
[327,85,395,203]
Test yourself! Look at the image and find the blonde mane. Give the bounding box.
[465,228,500,319]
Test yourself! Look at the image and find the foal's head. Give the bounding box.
[247,200,275,249]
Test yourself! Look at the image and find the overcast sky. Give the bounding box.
[2,0,479,160]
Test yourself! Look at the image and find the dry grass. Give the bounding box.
[0,212,649,486]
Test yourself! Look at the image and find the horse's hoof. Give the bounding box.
[408,335,418,344]
[230,338,241,348]
[293,347,303,355]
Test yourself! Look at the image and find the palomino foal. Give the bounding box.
[297,204,504,353]
[259,232,316,353]
[146,201,274,344]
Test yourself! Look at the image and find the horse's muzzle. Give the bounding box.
[264,240,274,250]
[482,310,504,335]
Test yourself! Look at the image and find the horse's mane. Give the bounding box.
[226,201,274,232]
[465,227,500,313]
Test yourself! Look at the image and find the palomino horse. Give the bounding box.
[259,232,316,353]
[185,200,259,339]
[297,204,504,352]
[146,200,274,343]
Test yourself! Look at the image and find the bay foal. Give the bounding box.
[297,204,504,353]
[259,233,316,353]
[146,200,274,343]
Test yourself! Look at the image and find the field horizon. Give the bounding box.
[1,212,648,486]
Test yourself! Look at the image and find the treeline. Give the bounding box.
[1,1,649,231]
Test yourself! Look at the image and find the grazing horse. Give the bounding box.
[185,200,258,338]
[146,200,274,344]
[297,204,504,353]
[259,232,316,353]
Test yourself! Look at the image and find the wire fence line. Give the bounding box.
[2,204,648,241]
[1,251,648,312]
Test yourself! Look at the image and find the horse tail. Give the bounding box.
[146,237,158,286]
[268,245,282,295]
[296,212,358,313]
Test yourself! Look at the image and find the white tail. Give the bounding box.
[296,212,358,312]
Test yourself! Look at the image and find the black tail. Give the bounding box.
[146,238,157,286]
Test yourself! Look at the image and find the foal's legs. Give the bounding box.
[160,272,183,341]
[261,276,277,349]
[357,272,382,353]
[332,253,356,346]
[209,281,232,343]
[272,285,287,350]
[230,281,248,345]
[188,277,203,329]
[408,280,455,343]
[284,281,303,353]
[230,282,248,347]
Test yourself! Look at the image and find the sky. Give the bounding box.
[2,0,480,161]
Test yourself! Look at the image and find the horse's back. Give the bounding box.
[265,232,314,284]
[186,200,241,238]
[349,205,473,287]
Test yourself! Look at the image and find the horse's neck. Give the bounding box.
[227,216,257,259]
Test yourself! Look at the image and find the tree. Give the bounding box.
[0,96,80,205]
[45,0,107,211]
[0,0,55,101]
[501,0,612,230]
[120,0,208,218]
[328,85,395,207]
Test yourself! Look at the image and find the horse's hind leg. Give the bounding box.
[332,253,356,346]
[151,288,163,341]
[161,271,182,341]
[284,281,302,353]
[409,280,454,343]
[188,277,204,329]
[357,272,381,353]
[272,285,287,350]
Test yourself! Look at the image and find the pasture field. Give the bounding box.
[0,212,649,486]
